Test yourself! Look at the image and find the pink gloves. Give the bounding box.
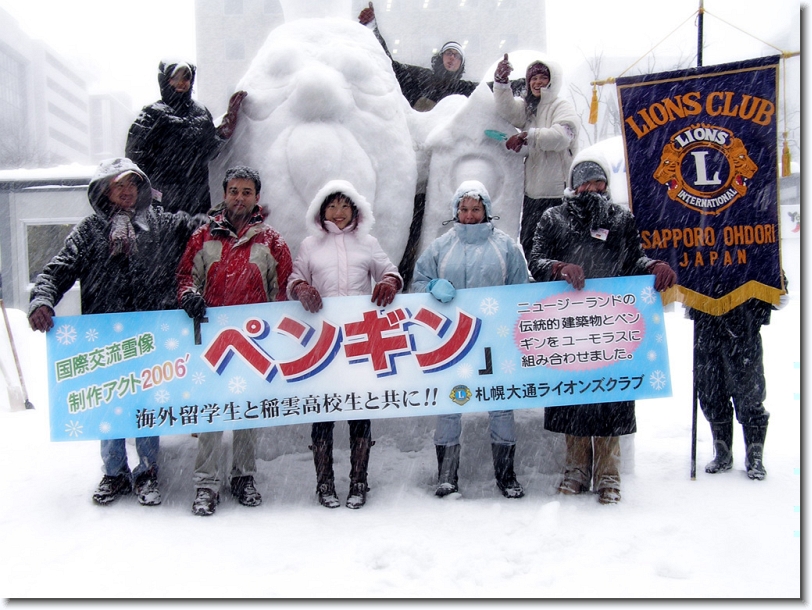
[28,305,54,332]
[291,282,323,313]
[359,2,375,25]
[216,91,247,139]
[552,262,586,290]
[371,275,401,307]
[494,53,512,84]
[505,132,528,152]
[649,260,677,291]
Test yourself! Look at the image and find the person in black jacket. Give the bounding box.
[359,3,477,111]
[528,151,676,504]
[126,60,246,215]
[689,299,774,481]
[28,157,205,507]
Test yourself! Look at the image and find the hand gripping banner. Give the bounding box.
[617,56,786,315]
[46,277,671,441]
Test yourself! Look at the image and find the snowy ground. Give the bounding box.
[0,279,801,599]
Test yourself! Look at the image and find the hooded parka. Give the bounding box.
[29,158,204,317]
[411,181,531,293]
[494,55,579,199]
[287,180,402,299]
[126,60,223,215]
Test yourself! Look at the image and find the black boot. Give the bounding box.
[310,440,340,508]
[346,438,373,509]
[705,422,734,474]
[492,443,525,499]
[435,444,460,497]
[743,424,768,480]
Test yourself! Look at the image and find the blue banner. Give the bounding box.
[47,276,671,441]
[617,56,785,315]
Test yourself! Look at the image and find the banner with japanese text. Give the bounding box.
[47,276,671,441]
[617,56,785,315]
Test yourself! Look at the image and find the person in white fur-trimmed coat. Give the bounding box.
[288,179,403,510]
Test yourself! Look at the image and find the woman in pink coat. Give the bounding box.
[288,179,402,510]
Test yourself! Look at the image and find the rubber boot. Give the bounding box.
[743,424,767,480]
[435,444,460,497]
[492,443,524,499]
[310,440,339,508]
[346,437,373,509]
[705,422,734,474]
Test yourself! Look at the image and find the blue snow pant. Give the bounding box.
[100,437,159,478]
[434,410,517,447]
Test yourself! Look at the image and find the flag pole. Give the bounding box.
[690,0,704,480]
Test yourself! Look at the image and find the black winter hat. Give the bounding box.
[571,161,607,190]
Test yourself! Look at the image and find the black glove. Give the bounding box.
[181,292,207,320]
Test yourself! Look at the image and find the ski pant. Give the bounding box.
[520,196,563,261]
[693,316,770,427]
[101,437,158,478]
[311,420,371,443]
[434,410,516,447]
[562,434,621,491]
[193,429,257,490]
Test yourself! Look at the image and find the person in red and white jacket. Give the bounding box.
[177,166,292,516]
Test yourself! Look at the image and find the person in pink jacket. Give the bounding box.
[288,180,402,510]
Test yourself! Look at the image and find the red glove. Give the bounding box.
[359,2,375,25]
[552,261,586,290]
[505,132,527,152]
[371,275,401,307]
[649,260,677,291]
[292,282,323,313]
[28,305,54,332]
[216,91,247,139]
[494,53,512,84]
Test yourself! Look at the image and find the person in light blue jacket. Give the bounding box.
[412,180,530,499]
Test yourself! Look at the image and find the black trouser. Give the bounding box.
[311,420,371,443]
[520,195,562,260]
[693,311,770,427]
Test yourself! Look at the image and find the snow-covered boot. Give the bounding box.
[492,443,525,499]
[705,422,734,474]
[310,440,340,508]
[435,444,460,497]
[133,468,162,506]
[192,487,219,516]
[346,438,373,509]
[230,475,262,507]
[743,424,768,480]
[92,473,132,505]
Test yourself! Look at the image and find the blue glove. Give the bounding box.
[427,278,455,303]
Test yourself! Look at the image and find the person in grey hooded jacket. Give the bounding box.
[412,180,530,499]
[28,157,205,507]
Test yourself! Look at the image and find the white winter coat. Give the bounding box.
[287,180,401,299]
[494,54,579,199]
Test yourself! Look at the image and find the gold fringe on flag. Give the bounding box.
[781,133,792,177]
[588,85,599,124]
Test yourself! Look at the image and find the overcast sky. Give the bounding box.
[0,0,801,112]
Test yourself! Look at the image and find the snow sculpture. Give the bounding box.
[420,83,525,249]
[212,16,417,263]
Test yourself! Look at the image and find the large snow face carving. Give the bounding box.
[214,18,417,263]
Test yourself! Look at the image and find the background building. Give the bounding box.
[0,6,133,170]
[194,0,547,117]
